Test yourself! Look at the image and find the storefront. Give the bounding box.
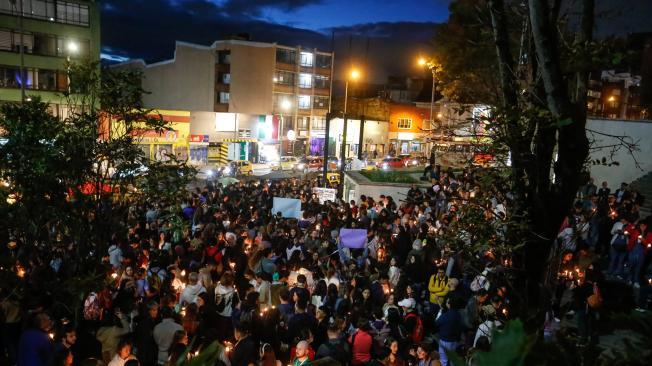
[188,134,209,165]
[389,132,424,155]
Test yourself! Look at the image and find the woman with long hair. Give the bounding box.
[259,343,282,366]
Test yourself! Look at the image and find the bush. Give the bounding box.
[360,170,417,183]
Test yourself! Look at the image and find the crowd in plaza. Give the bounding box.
[1,164,650,366]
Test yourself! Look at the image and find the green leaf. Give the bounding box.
[450,319,533,366]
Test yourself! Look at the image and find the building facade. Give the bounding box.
[117,39,333,163]
[0,0,101,116]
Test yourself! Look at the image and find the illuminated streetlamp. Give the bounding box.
[418,56,442,142]
[67,40,79,54]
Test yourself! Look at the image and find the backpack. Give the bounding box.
[83,292,102,321]
[612,233,628,252]
[216,289,238,313]
[404,312,424,343]
[470,274,489,292]
[587,282,603,309]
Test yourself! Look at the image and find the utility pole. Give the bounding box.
[322,112,334,187]
[357,115,365,160]
[11,0,26,102]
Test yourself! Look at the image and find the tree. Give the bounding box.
[0,60,195,319]
[431,0,617,323]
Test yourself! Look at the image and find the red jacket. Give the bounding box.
[628,229,652,253]
[348,330,373,365]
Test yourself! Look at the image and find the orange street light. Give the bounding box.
[350,69,360,80]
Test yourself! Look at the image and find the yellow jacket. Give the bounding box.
[428,275,449,304]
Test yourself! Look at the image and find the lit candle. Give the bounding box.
[111,273,118,279]
[502,308,508,317]
[229,262,236,270]
[181,270,186,277]
[49,333,54,340]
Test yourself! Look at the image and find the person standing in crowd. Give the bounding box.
[152,307,183,365]
[18,313,55,366]
[7,169,649,366]
[436,297,464,366]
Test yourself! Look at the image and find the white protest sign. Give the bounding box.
[312,187,337,204]
[272,197,302,219]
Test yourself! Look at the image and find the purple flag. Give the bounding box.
[340,229,367,249]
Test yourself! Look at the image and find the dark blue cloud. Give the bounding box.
[101,0,439,83]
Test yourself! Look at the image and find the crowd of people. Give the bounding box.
[1,166,649,366]
[552,178,651,344]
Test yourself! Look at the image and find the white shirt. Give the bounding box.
[474,320,502,346]
[108,245,122,269]
[179,283,206,305]
[107,354,130,366]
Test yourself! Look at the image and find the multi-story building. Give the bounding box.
[0,0,101,116]
[117,38,333,163]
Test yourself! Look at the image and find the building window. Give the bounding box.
[0,29,89,57]
[274,70,295,86]
[314,75,329,89]
[397,118,412,129]
[219,92,230,104]
[300,52,313,67]
[274,93,293,110]
[55,1,90,26]
[313,96,329,109]
[217,50,231,64]
[0,64,66,91]
[312,117,326,130]
[276,48,296,64]
[316,54,331,68]
[0,1,62,24]
[37,69,56,90]
[297,116,309,130]
[298,95,311,109]
[298,73,312,88]
[218,72,230,84]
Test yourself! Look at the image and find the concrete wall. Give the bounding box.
[142,44,215,111]
[587,118,652,185]
[343,172,429,203]
[189,111,262,142]
[221,42,275,115]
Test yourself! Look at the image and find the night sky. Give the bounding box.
[101,0,652,84]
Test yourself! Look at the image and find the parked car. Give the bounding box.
[379,157,404,170]
[280,156,299,171]
[230,160,253,176]
[398,154,421,167]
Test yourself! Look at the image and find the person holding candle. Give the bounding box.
[627,219,652,287]
[608,215,634,277]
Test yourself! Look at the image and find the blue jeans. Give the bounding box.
[628,250,644,284]
[438,339,458,366]
[609,247,627,275]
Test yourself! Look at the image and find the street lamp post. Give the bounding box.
[419,58,440,148]
[339,69,359,197]
[279,99,291,155]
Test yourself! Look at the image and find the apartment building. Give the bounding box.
[117,39,333,163]
[0,0,101,116]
